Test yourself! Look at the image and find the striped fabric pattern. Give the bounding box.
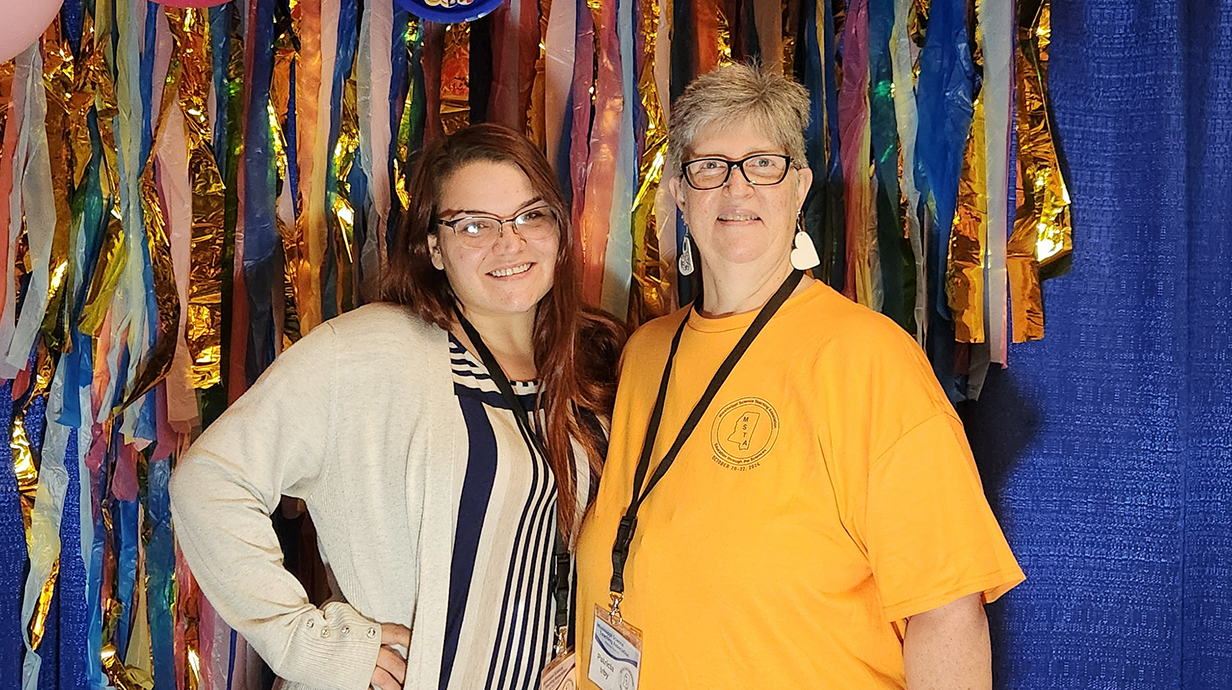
[438,335,586,690]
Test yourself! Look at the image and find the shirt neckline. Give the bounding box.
[685,280,827,334]
[447,333,539,387]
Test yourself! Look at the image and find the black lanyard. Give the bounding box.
[454,309,573,650]
[608,270,803,602]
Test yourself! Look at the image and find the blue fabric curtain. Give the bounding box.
[0,1,1229,688]
[961,0,1232,687]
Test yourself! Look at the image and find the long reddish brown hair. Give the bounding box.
[382,123,626,541]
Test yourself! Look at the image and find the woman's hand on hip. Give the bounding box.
[370,623,411,690]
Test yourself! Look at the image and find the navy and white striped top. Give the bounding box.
[438,335,590,690]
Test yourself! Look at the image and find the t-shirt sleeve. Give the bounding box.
[863,412,1025,622]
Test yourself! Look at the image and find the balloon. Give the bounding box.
[395,0,506,23]
[0,0,63,63]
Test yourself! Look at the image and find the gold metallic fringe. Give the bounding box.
[10,345,57,648]
[168,9,225,388]
[948,93,987,343]
[440,23,470,136]
[716,3,733,66]
[629,0,671,327]
[39,22,76,353]
[120,14,189,410]
[79,4,126,340]
[29,558,59,649]
[527,0,549,150]
[102,642,154,690]
[1019,0,1070,270]
[393,18,422,213]
[1010,0,1066,342]
[332,66,360,314]
[11,346,55,537]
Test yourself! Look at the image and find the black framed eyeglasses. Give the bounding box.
[435,206,559,249]
[681,153,794,190]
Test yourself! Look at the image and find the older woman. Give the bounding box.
[171,124,624,690]
[574,64,1023,689]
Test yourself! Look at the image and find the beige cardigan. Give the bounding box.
[170,304,463,690]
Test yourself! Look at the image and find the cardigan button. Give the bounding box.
[367,627,377,639]
[305,619,314,629]
[321,628,330,638]
[341,625,351,636]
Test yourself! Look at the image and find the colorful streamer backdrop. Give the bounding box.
[0,0,1071,687]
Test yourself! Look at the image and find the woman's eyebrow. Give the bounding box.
[439,196,546,218]
[686,150,783,160]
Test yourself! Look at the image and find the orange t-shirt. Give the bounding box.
[575,281,1024,689]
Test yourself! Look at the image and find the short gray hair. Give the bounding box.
[667,63,812,179]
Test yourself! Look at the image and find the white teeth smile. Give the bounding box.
[489,263,532,277]
[719,214,758,221]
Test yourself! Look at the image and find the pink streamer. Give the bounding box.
[0,52,26,380]
[154,18,198,431]
[579,1,623,305]
[357,0,393,289]
[543,0,575,177]
[568,8,595,253]
[837,0,872,304]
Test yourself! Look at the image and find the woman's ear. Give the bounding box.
[427,233,445,271]
[668,175,685,212]
[794,166,814,208]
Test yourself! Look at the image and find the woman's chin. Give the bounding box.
[703,246,791,274]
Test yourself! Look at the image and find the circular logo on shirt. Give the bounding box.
[710,397,779,471]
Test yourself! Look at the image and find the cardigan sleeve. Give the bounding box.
[170,322,382,690]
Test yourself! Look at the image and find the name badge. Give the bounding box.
[587,605,643,690]
[540,651,577,690]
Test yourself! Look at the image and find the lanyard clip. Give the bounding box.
[609,591,625,625]
[553,625,569,657]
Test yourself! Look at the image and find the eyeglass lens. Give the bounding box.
[448,207,557,246]
[684,155,790,189]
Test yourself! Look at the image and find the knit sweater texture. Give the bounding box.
[170,303,462,690]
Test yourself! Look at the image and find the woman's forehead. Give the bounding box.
[684,116,784,158]
[438,160,538,213]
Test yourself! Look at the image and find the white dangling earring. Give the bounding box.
[790,215,820,271]
[678,233,696,276]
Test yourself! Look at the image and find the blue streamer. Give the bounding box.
[389,9,409,155]
[0,382,24,688]
[62,0,84,56]
[321,0,360,321]
[124,2,159,444]
[799,0,848,289]
[288,62,300,218]
[139,6,157,165]
[86,455,108,690]
[60,111,107,430]
[243,0,279,384]
[393,17,426,250]
[914,0,974,401]
[210,5,233,172]
[145,458,175,690]
[386,13,406,241]
[53,429,88,690]
[913,0,974,317]
[110,494,139,662]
